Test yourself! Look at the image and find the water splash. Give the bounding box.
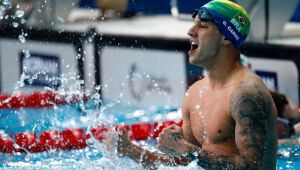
[22,49,31,58]
[18,31,28,43]
[12,22,19,28]
[18,34,26,43]
[56,16,65,24]
[15,10,24,18]
[2,0,12,10]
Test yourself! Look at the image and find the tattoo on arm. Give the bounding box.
[229,84,273,169]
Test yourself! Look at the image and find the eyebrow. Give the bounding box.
[200,18,211,22]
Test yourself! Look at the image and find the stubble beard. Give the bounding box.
[189,52,211,67]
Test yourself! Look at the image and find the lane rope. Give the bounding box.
[0,120,183,153]
[0,91,182,153]
[0,91,87,109]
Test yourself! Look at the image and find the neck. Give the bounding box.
[205,48,241,88]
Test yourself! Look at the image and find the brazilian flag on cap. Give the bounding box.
[199,0,250,48]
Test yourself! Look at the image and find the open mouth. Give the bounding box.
[189,42,198,53]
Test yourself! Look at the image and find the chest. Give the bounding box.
[189,89,235,144]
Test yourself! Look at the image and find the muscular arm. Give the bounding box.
[229,83,277,169]
[124,142,189,169]
[117,126,190,170]
[185,83,277,169]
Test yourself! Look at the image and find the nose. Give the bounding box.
[187,24,196,37]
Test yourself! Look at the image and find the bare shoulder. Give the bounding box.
[230,73,275,116]
[186,77,208,94]
[229,68,278,122]
[232,69,273,99]
[182,78,207,113]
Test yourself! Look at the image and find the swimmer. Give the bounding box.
[117,0,277,169]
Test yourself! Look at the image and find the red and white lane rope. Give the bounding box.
[0,91,182,153]
[0,91,87,109]
[0,120,183,153]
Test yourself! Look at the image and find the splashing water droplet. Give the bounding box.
[56,16,65,23]
[0,131,9,140]
[2,0,12,9]
[20,18,26,24]
[25,156,30,161]
[88,37,93,42]
[18,34,26,43]
[22,50,30,57]
[12,22,19,28]
[15,10,24,18]
[21,120,26,126]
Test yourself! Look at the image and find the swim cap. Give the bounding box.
[199,0,250,48]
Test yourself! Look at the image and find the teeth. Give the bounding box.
[191,41,197,45]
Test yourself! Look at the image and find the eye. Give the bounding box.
[199,22,208,28]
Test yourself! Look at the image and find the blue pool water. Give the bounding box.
[0,100,300,169]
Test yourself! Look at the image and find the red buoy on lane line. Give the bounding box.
[61,128,87,149]
[0,120,182,153]
[129,123,152,140]
[90,126,109,142]
[15,132,38,152]
[39,130,64,151]
[0,134,20,153]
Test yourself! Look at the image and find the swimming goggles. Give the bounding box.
[192,9,214,22]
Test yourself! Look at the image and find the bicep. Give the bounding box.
[230,87,275,167]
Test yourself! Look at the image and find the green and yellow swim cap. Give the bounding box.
[199,0,250,48]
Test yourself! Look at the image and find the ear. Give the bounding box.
[222,36,231,46]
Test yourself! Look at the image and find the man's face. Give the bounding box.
[187,15,223,67]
